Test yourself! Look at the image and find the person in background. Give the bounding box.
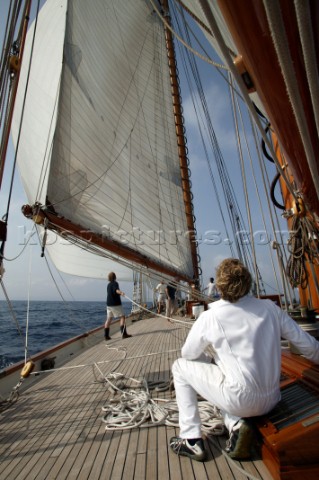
[169,258,319,462]
[104,272,132,340]
[155,280,166,314]
[166,280,178,318]
[203,277,218,299]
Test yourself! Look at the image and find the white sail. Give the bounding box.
[45,235,133,281]
[11,0,67,205]
[12,0,197,281]
[11,0,133,281]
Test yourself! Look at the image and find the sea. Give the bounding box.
[0,300,133,371]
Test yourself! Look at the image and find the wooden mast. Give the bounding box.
[0,0,32,261]
[0,0,32,188]
[216,0,319,217]
[161,0,200,284]
[272,133,319,311]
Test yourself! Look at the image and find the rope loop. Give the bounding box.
[285,214,319,288]
[100,372,225,434]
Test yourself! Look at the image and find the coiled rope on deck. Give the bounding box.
[98,368,225,435]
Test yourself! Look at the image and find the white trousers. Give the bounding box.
[172,355,279,439]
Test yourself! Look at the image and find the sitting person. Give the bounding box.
[169,258,319,461]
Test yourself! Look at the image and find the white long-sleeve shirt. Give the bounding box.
[182,296,319,394]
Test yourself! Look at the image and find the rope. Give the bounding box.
[197,0,297,204]
[99,369,225,434]
[124,294,194,328]
[100,368,260,480]
[286,215,319,290]
[148,0,228,70]
[294,0,319,142]
[27,348,182,377]
[229,74,260,296]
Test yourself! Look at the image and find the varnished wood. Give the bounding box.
[217,0,319,215]
[256,350,319,480]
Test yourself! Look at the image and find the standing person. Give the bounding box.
[204,277,218,299]
[155,280,166,314]
[166,280,177,318]
[169,258,319,462]
[104,272,132,340]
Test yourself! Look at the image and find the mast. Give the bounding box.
[213,0,319,310]
[215,0,319,216]
[0,0,32,188]
[272,133,319,311]
[0,0,32,263]
[161,0,200,284]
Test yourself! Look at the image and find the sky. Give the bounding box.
[0,0,288,302]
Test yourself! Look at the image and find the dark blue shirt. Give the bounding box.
[107,281,121,306]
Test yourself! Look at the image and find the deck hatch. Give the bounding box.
[267,382,319,430]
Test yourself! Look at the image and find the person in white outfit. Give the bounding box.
[169,258,319,462]
[155,280,166,314]
[204,277,218,299]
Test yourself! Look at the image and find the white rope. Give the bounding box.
[294,0,319,143]
[27,347,182,376]
[124,294,194,328]
[24,245,33,365]
[148,0,228,70]
[100,371,225,435]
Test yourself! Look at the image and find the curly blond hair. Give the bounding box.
[215,258,252,302]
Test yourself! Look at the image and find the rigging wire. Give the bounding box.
[229,74,260,295]
[171,4,268,285]
[197,0,298,205]
[148,0,228,70]
[248,120,284,300]
[0,277,26,349]
[172,6,236,257]
[1,223,37,262]
[1,0,40,264]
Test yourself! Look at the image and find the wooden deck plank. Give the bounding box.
[157,424,171,480]
[145,425,158,479]
[133,426,148,480]
[86,431,115,480]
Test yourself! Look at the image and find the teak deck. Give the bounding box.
[0,315,273,480]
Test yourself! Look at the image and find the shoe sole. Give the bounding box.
[170,440,207,462]
[177,452,206,462]
[172,449,207,462]
[227,422,254,460]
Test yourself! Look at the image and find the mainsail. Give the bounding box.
[12,0,200,283]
